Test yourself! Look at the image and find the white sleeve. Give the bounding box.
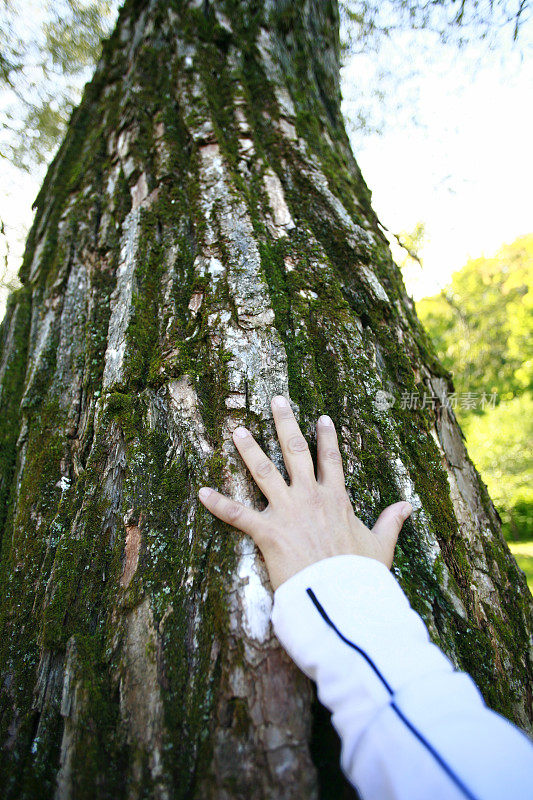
[270,554,533,800]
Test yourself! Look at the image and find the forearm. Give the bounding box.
[271,555,533,800]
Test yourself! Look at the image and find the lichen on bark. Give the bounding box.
[0,1,531,798]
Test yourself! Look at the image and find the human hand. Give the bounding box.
[198,395,412,590]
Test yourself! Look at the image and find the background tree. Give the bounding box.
[417,234,533,542]
[417,235,533,402]
[0,1,531,798]
[0,0,115,170]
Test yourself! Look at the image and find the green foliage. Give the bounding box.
[508,542,533,592]
[0,0,116,170]
[417,234,533,540]
[417,235,533,400]
[44,0,113,72]
[460,394,533,541]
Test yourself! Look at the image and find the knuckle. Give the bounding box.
[225,501,243,523]
[306,487,324,508]
[326,487,350,510]
[337,490,353,510]
[255,459,274,478]
[288,435,308,454]
[209,492,222,509]
[324,448,342,464]
[277,406,294,421]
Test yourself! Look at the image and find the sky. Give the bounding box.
[0,4,532,318]
[341,21,533,298]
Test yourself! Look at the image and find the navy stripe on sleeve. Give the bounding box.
[306,587,479,800]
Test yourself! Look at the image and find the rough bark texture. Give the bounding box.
[0,1,531,797]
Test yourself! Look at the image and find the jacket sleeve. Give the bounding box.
[270,554,533,800]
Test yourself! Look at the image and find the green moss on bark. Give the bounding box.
[0,287,32,548]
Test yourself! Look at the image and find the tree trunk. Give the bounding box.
[0,1,531,797]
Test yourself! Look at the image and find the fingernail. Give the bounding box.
[233,426,249,438]
[401,502,413,517]
[272,395,288,407]
[318,414,333,427]
[199,487,212,500]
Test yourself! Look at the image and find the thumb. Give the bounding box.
[371,501,413,551]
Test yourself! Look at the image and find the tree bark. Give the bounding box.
[0,1,531,797]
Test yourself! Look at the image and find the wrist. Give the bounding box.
[271,554,455,693]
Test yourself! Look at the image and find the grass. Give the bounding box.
[508,541,533,595]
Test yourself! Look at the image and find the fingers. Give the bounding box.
[271,395,315,485]
[316,415,345,486]
[371,502,412,553]
[198,487,264,539]
[232,427,288,501]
